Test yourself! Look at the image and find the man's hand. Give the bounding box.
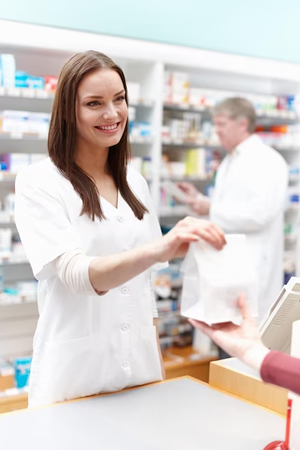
[177,182,210,216]
[176,182,199,198]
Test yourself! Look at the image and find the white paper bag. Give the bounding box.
[180,234,258,324]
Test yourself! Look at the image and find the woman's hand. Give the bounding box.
[189,295,270,371]
[153,216,226,262]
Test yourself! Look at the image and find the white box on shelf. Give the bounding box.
[0,110,30,133]
[0,54,16,88]
[165,71,189,92]
[8,153,31,173]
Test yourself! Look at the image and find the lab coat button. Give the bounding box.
[122,360,129,368]
[117,215,124,222]
[122,323,130,332]
[121,287,130,295]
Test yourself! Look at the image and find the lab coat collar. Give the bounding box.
[234,134,261,155]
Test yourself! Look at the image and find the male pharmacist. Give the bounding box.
[177,97,288,326]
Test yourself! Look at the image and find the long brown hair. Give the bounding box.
[48,50,148,221]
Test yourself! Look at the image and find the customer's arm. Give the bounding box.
[261,351,300,396]
[189,295,300,395]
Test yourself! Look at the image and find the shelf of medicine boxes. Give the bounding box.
[0,86,155,108]
[0,133,153,154]
[161,138,300,157]
[159,196,300,221]
[0,257,30,267]
[0,87,54,113]
[163,102,298,124]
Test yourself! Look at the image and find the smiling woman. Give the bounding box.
[76,73,127,154]
[48,51,147,221]
[14,50,226,408]
[75,70,129,211]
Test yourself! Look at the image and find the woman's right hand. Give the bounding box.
[153,216,226,262]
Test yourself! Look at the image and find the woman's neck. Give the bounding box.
[76,144,110,179]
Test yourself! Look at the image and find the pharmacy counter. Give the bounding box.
[210,357,288,415]
[0,377,284,450]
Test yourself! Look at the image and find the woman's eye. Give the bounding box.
[87,101,101,107]
[115,96,125,103]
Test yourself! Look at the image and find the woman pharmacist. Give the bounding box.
[190,296,300,395]
[14,50,226,408]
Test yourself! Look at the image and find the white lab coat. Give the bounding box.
[210,134,288,323]
[15,158,165,407]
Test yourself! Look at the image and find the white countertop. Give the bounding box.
[0,377,284,449]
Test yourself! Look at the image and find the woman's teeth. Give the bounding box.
[97,123,118,130]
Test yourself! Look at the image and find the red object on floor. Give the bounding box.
[263,442,286,450]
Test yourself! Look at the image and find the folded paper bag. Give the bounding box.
[180,234,258,324]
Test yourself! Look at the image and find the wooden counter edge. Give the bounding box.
[209,360,287,417]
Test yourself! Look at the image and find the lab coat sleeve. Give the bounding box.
[15,170,81,281]
[54,249,97,295]
[210,156,288,233]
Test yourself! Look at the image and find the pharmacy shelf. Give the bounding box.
[159,206,192,217]
[0,295,36,307]
[129,99,155,108]
[164,103,207,112]
[0,87,154,106]
[162,139,223,150]
[289,175,300,183]
[0,259,29,267]
[0,87,154,113]
[285,205,299,214]
[161,175,210,182]
[130,136,153,144]
[0,134,48,154]
[162,139,300,154]
[0,134,153,154]
[160,202,299,219]
[0,222,16,229]
[163,103,298,124]
[285,234,297,244]
[157,310,180,322]
[0,173,17,183]
[0,87,54,113]
[0,87,54,99]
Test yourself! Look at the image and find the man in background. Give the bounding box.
[178,97,288,329]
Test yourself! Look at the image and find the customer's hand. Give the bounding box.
[154,216,226,262]
[189,295,270,371]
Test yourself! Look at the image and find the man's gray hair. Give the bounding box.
[213,97,256,133]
